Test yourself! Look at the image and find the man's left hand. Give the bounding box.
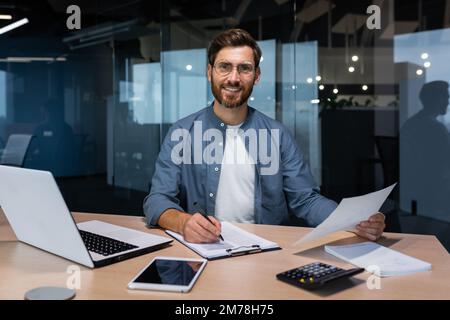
[355,212,385,241]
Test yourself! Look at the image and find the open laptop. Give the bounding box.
[0,165,172,268]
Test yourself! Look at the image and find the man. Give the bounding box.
[144,29,385,243]
[400,81,450,220]
[32,99,76,176]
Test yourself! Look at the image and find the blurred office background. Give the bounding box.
[1,0,449,251]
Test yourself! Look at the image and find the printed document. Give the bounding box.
[294,183,396,246]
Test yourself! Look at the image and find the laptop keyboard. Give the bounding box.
[79,230,138,256]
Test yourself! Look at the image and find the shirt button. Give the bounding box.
[214,167,219,172]
[220,123,224,127]
[209,193,214,198]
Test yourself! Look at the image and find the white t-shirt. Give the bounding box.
[214,124,256,223]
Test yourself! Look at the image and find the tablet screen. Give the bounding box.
[133,259,204,286]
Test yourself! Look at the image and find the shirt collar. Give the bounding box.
[206,102,255,131]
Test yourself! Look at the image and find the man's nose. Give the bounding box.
[227,67,240,83]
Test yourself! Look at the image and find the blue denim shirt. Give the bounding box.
[144,105,337,227]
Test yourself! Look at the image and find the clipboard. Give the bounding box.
[226,244,262,256]
[165,222,281,260]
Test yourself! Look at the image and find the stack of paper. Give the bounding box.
[325,242,432,277]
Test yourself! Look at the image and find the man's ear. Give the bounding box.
[254,67,261,85]
[207,64,212,82]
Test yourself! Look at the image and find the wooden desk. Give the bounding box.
[1,210,449,300]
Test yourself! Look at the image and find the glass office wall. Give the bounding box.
[395,28,450,223]
[161,48,208,123]
[1,0,450,251]
[281,41,320,181]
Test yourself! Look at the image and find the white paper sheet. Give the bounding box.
[325,242,432,277]
[294,183,396,246]
[166,222,279,259]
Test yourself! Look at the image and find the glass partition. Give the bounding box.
[1,0,449,251]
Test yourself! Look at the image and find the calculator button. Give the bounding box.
[277,261,365,291]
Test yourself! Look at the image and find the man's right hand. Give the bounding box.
[182,213,222,243]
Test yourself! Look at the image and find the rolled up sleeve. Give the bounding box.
[143,126,184,226]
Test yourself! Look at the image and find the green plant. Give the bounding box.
[318,96,375,116]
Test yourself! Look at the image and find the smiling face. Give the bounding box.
[207,46,260,109]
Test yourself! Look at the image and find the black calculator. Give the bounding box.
[276,262,364,290]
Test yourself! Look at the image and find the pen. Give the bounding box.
[193,202,224,241]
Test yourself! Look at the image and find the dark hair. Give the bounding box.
[207,29,262,68]
[419,81,449,107]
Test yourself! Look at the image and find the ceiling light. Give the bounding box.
[424,61,431,68]
[351,55,359,62]
[420,53,429,60]
[315,75,322,81]
[186,64,192,71]
[5,57,31,62]
[348,66,355,73]
[0,15,12,20]
[333,88,339,94]
[306,77,313,83]
[416,69,423,75]
[0,58,29,63]
[319,84,325,90]
[0,56,67,63]
[0,18,29,35]
[362,85,368,91]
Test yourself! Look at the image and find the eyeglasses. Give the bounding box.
[213,61,255,76]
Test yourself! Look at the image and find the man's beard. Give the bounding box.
[211,74,255,109]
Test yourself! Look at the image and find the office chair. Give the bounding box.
[374,136,399,188]
[374,135,402,232]
[0,134,34,167]
[357,135,401,232]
